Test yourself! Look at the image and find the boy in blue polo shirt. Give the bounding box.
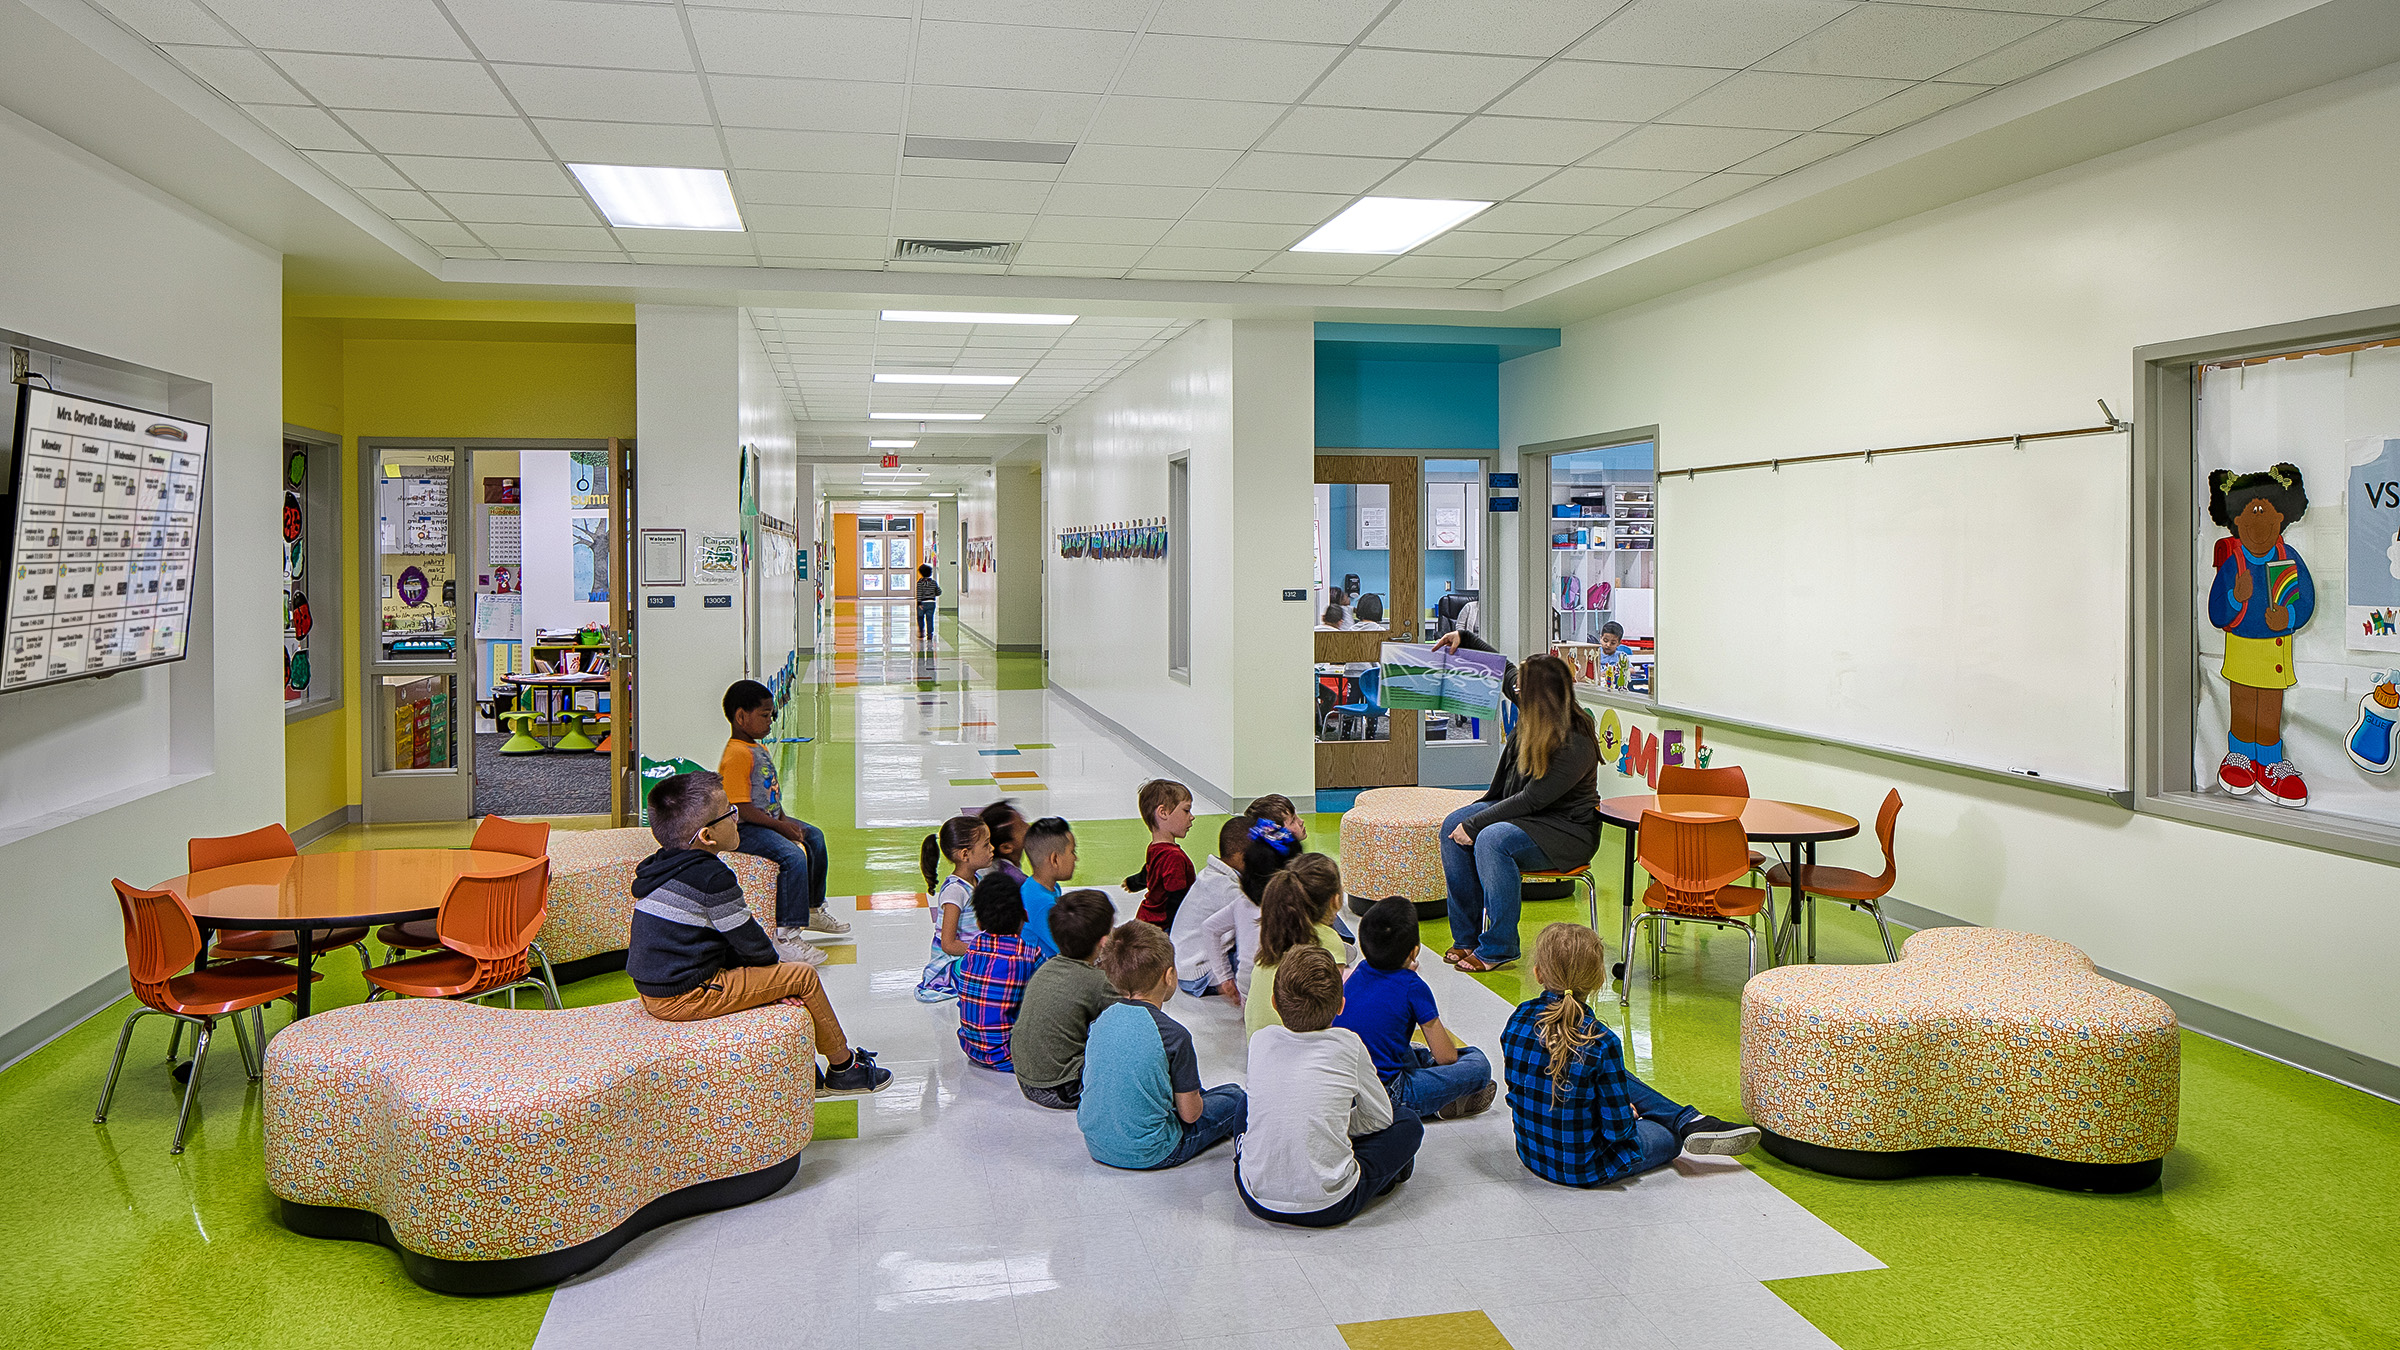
[1018,816,1076,957]
[1333,896,1495,1120]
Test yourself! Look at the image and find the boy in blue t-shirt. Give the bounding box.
[1077,920,1246,1170]
[1333,896,1495,1120]
[1018,816,1077,957]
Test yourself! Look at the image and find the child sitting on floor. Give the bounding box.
[1501,923,1759,1187]
[1335,896,1495,1120]
[1077,920,1247,1170]
[915,814,992,1004]
[1011,890,1121,1110]
[956,873,1046,1072]
[981,799,1029,886]
[1236,945,1422,1228]
[1123,779,1197,928]
[1018,816,1077,957]
[1245,855,1350,1038]
[719,680,844,966]
[1248,794,1308,849]
[1170,814,1250,999]
[1197,816,1303,1003]
[628,771,889,1094]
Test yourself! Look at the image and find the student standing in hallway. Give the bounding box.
[915,563,940,644]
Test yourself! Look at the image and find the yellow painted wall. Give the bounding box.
[281,299,634,831]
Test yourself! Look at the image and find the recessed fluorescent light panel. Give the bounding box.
[869,440,917,448]
[880,310,1076,325]
[568,163,743,231]
[1291,197,1491,254]
[870,412,983,421]
[873,373,1019,386]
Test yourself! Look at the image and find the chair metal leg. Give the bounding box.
[171,1020,213,1155]
[1651,915,1666,981]
[1869,902,1899,961]
[530,941,562,1006]
[1745,917,1760,980]
[228,1005,260,1081]
[165,1019,183,1064]
[95,1008,158,1123]
[1807,895,1819,962]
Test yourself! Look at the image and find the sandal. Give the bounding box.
[1442,946,1472,965]
[1455,953,1516,973]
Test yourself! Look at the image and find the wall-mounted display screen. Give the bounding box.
[3,386,210,692]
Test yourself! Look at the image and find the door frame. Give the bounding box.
[1314,454,1421,790]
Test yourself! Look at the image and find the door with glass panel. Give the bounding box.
[1314,456,1421,790]
[360,443,472,821]
[1420,458,1501,787]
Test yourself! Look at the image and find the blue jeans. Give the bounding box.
[1440,804,1555,962]
[738,820,827,930]
[1178,972,1220,997]
[1148,1085,1248,1170]
[1386,1044,1492,1118]
[916,600,936,640]
[1621,1075,1698,1180]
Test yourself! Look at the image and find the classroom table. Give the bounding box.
[502,671,611,749]
[162,849,526,1019]
[1596,794,1860,966]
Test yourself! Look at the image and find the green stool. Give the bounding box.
[498,711,547,755]
[553,711,600,752]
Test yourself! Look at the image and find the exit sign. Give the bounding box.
[881,453,899,468]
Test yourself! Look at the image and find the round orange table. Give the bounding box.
[162,849,527,1018]
[1597,794,1860,967]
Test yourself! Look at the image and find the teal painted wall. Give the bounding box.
[1315,356,1499,449]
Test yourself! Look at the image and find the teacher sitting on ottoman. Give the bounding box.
[1438,653,1600,973]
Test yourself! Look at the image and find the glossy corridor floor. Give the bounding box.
[6,607,2399,1349]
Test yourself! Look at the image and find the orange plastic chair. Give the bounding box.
[97,881,312,1153]
[1767,789,1903,963]
[375,817,558,1004]
[1655,764,1773,879]
[1623,810,1772,1005]
[362,855,558,1009]
[191,825,372,970]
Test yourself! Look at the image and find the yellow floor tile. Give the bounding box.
[1339,1310,1514,1350]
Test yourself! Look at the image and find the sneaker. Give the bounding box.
[821,1049,890,1095]
[805,910,852,936]
[2349,695,2399,774]
[1376,1161,1415,1197]
[1677,1114,1762,1156]
[773,935,828,966]
[1433,1082,1498,1121]
[2257,760,2308,808]
[2216,752,2257,796]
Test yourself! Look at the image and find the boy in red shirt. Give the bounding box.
[1124,778,1196,928]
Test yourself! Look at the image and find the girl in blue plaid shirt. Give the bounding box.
[1500,924,1759,1187]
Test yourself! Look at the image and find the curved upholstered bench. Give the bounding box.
[544,826,781,980]
[1339,787,1482,920]
[265,998,815,1293]
[1741,927,2179,1193]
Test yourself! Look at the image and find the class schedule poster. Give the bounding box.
[4,387,209,691]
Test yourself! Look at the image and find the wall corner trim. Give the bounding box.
[291,805,359,849]
[0,965,129,1075]
[1046,681,1238,812]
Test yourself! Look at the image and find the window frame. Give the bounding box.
[282,423,343,723]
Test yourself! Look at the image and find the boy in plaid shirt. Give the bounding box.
[957,872,1045,1071]
[1501,924,1757,1186]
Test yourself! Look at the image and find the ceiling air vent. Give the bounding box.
[891,238,1018,264]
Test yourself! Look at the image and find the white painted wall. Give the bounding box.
[0,107,282,1046]
[635,305,743,765]
[1046,319,1314,805]
[1501,64,2400,1068]
[515,450,606,639]
[960,464,1043,650]
[739,317,797,683]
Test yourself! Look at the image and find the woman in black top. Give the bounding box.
[1433,646,1600,972]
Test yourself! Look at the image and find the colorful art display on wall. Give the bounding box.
[966,536,995,574]
[2205,464,2316,807]
[283,447,311,703]
[1056,520,1167,560]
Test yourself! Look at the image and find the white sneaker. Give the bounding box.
[774,934,828,966]
[805,910,852,935]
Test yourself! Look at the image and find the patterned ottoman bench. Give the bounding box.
[544,826,782,978]
[1741,927,2179,1193]
[1339,787,1483,921]
[266,998,815,1292]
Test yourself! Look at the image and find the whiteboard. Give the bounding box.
[1657,432,2130,791]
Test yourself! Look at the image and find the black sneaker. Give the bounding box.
[1432,1082,1498,1121]
[822,1049,891,1095]
[1677,1114,1761,1156]
[1377,1161,1415,1197]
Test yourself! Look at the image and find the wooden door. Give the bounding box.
[1316,455,1421,790]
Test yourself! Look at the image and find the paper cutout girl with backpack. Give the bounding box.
[2207,464,2316,807]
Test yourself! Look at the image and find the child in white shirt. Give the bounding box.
[915,815,993,1003]
[1236,945,1423,1228]
[1171,814,1251,998]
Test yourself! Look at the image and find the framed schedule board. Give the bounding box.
[3,385,210,691]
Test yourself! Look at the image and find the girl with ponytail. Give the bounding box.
[1497,923,1761,1186]
[913,814,993,1004]
[1244,854,1348,1037]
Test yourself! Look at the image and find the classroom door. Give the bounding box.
[360,443,473,821]
[1315,455,1421,790]
[607,437,639,826]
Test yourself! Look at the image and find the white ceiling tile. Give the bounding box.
[912,21,1133,94]
[1592,204,1685,233]
[433,192,603,225]
[895,176,1054,214]
[1058,144,1239,187]
[1082,96,1284,150]
[473,222,623,249]
[743,203,891,233]
[1481,258,1556,280]
[1148,0,1390,44]
[1114,35,1344,103]
[735,170,894,208]
[889,210,1037,238]
[628,253,758,267]
[1024,215,1175,245]
[1218,151,1400,194]
[403,219,481,246]
[1253,251,1387,274]
[1822,80,1984,134]
[1899,0,2084,12]
[615,227,757,254]
[1941,18,2144,83]
[270,53,510,116]
[245,104,368,152]
[899,157,1062,183]
[1371,159,1552,199]
[1365,0,1633,58]
[922,0,1148,24]
[1491,61,1729,122]
[389,155,577,194]
[439,245,501,258]
[1372,255,1508,279]
[1580,123,1791,171]
[101,0,236,47]
[1756,7,2051,80]
[886,259,1010,274]
[342,111,546,158]
[1038,183,1206,218]
[499,248,633,263]
[711,76,904,134]
[1532,232,1626,260]
[1726,129,1865,173]
[1650,171,1771,208]
[1154,219,1307,249]
[1307,50,1541,114]
[2081,0,2207,18]
[200,0,472,58]
[724,128,899,174]
[1187,188,1351,224]
[1258,107,1463,159]
[752,233,888,259]
[904,86,1095,141]
[163,46,307,104]
[538,120,726,167]
[1471,201,1630,233]
[306,149,411,189]
[1139,245,1277,271]
[1013,241,1151,267]
[496,67,712,124]
[1406,228,1552,258]
[1571,0,1857,68]
[1424,116,1635,166]
[1661,70,1912,131]
[1514,165,1699,204]
[1125,268,1247,281]
[1246,271,1364,286]
[448,0,694,70]
[688,10,914,81]
[352,186,446,219]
